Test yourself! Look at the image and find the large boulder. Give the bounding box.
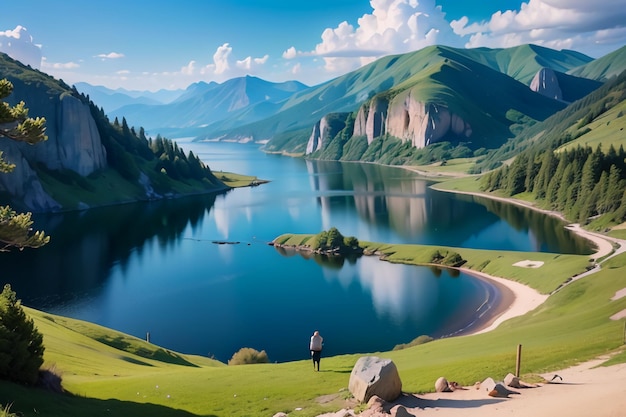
[348,356,402,403]
[435,377,453,392]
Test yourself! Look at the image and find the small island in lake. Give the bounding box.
[272,227,363,255]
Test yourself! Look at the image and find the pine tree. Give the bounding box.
[0,79,49,251]
[534,150,557,200]
[604,165,623,213]
[0,284,45,385]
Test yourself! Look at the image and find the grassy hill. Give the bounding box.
[201,44,599,146]
[0,53,236,212]
[473,68,626,173]
[3,236,626,416]
[568,45,626,81]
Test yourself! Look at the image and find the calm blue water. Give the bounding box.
[4,140,592,363]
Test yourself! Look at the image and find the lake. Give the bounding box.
[4,140,592,363]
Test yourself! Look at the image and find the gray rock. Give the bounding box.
[435,376,453,392]
[530,67,563,101]
[479,377,519,398]
[348,356,402,403]
[0,141,60,211]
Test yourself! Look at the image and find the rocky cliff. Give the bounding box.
[530,68,563,101]
[0,89,107,211]
[308,91,472,154]
[306,114,348,154]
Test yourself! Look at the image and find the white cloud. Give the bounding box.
[236,54,269,70]
[291,62,301,75]
[181,60,196,75]
[213,43,232,75]
[95,52,125,59]
[282,46,297,59]
[291,0,462,77]
[41,57,80,69]
[0,25,42,69]
[452,0,626,57]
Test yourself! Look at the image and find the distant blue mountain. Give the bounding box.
[107,75,308,137]
[75,82,184,113]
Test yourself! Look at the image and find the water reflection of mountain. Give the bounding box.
[473,196,592,254]
[306,160,498,245]
[5,192,223,306]
[305,160,592,254]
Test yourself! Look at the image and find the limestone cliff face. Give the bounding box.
[306,114,346,154]
[0,93,107,211]
[352,91,472,149]
[0,140,61,211]
[352,96,388,145]
[530,68,563,101]
[306,117,327,154]
[18,94,107,176]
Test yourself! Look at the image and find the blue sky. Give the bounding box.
[1,0,625,91]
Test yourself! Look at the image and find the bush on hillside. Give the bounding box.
[228,347,269,365]
[0,284,45,385]
[393,335,434,350]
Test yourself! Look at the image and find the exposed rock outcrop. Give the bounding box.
[0,140,61,211]
[361,96,388,145]
[0,89,107,211]
[307,116,332,154]
[348,356,402,403]
[385,91,471,148]
[530,67,563,101]
[308,91,472,155]
[16,94,107,176]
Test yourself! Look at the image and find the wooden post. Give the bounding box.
[515,344,522,377]
[146,332,150,343]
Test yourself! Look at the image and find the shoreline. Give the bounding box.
[423,185,625,337]
[452,267,547,336]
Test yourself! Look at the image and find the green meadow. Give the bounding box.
[3,230,626,416]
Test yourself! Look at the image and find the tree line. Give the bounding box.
[481,144,626,225]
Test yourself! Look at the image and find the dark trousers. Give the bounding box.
[311,350,321,370]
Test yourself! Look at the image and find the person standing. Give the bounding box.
[309,330,323,371]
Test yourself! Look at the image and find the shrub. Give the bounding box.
[0,284,45,384]
[393,335,434,350]
[228,347,269,365]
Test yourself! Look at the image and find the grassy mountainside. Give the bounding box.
[475,69,626,172]
[568,45,626,81]
[460,43,593,85]
[202,44,603,148]
[0,53,235,211]
[2,240,625,417]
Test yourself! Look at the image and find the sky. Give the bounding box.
[1,0,625,92]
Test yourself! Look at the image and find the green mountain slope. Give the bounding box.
[202,44,608,155]
[460,43,593,85]
[568,45,626,81]
[0,53,228,212]
[477,69,626,172]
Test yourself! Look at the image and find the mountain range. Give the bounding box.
[83,44,625,162]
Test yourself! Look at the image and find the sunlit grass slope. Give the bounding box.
[3,243,626,417]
